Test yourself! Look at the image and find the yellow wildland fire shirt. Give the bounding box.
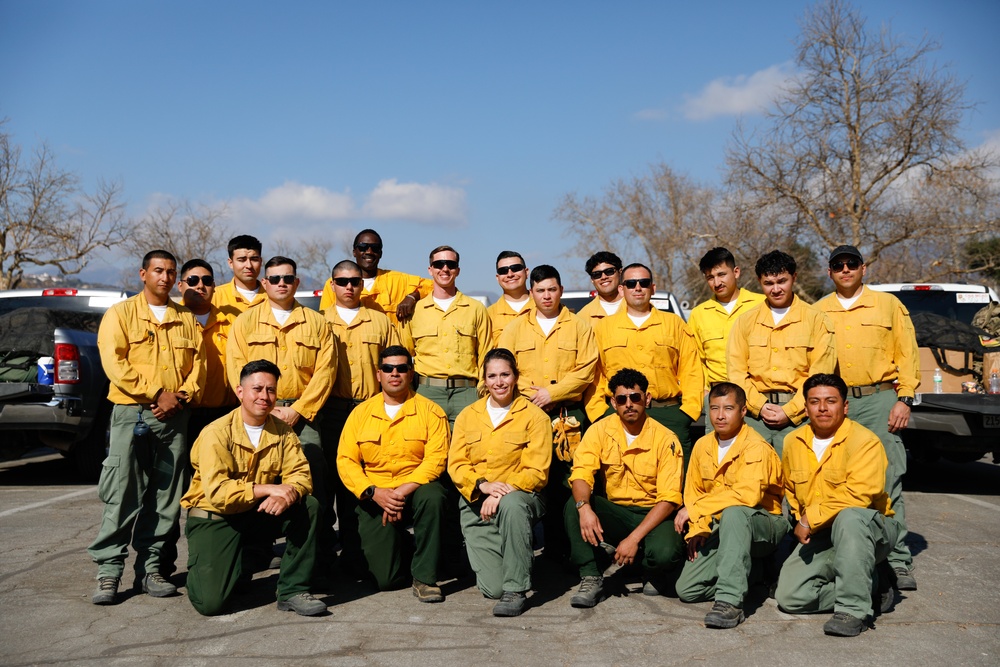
[683,424,783,540]
[319,269,432,325]
[324,305,400,401]
[486,296,535,348]
[448,396,552,501]
[98,292,206,405]
[211,278,266,313]
[687,289,767,387]
[400,291,492,380]
[181,409,312,514]
[192,304,240,409]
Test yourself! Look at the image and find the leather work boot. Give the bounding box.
[570,576,604,608]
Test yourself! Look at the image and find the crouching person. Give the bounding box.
[675,382,787,628]
[564,368,685,608]
[448,348,552,617]
[181,360,325,617]
[775,373,900,637]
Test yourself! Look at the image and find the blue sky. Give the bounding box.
[2,0,998,296]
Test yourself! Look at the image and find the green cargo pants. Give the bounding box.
[776,507,900,620]
[676,506,789,607]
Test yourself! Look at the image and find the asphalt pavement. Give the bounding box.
[0,452,998,667]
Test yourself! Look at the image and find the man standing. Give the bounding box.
[318,229,432,324]
[565,369,685,607]
[402,245,492,425]
[337,346,450,602]
[674,382,787,628]
[775,374,900,637]
[592,263,703,462]
[227,256,336,527]
[576,251,624,324]
[89,250,206,605]
[497,264,598,561]
[816,245,919,591]
[212,235,266,313]
[728,250,837,454]
[321,259,400,570]
[181,360,326,617]
[687,248,765,432]
[486,250,533,347]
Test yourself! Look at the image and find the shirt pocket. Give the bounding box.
[400,425,429,465]
[356,431,382,469]
[127,330,155,376]
[463,431,485,464]
[652,338,679,368]
[246,332,278,362]
[747,334,770,369]
[171,336,198,374]
[822,467,847,486]
[454,322,479,355]
[860,314,893,349]
[292,334,322,368]
[499,430,530,467]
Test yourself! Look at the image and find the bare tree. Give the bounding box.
[554,163,717,297]
[271,236,349,290]
[726,0,998,274]
[122,199,231,274]
[0,125,129,289]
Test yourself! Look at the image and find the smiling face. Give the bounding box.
[621,266,654,312]
[237,371,278,425]
[353,232,383,276]
[805,385,848,439]
[590,262,621,301]
[429,249,460,290]
[140,258,177,306]
[484,357,517,407]
[496,256,528,296]
[704,262,740,303]
[759,270,795,309]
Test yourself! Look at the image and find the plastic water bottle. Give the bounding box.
[933,368,943,394]
[990,370,1000,395]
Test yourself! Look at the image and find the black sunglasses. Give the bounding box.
[333,277,362,287]
[590,267,618,280]
[496,263,525,276]
[182,275,214,287]
[613,392,644,406]
[830,259,862,272]
[265,274,296,285]
[431,260,459,270]
[354,242,383,253]
[379,363,410,374]
[622,278,652,289]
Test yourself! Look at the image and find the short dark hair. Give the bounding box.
[353,229,383,247]
[803,373,848,401]
[609,368,649,394]
[240,359,281,383]
[699,247,736,273]
[585,251,622,274]
[332,259,361,277]
[264,256,297,273]
[483,347,518,380]
[708,382,747,408]
[180,258,214,277]
[429,245,459,265]
[496,250,525,268]
[530,264,561,287]
[379,345,413,366]
[227,235,262,258]
[755,250,797,278]
[622,263,653,280]
[142,250,176,270]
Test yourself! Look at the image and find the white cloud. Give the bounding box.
[681,62,797,121]
[241,181,356,221]
[362,178,467,224]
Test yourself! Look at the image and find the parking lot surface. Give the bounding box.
[1,453,998,667]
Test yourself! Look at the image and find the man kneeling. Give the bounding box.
[565,368,685,608]
[181,360,325,616]
[776,373,900,637]
[675,382,787,628]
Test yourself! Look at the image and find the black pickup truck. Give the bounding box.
[0,289,128,479]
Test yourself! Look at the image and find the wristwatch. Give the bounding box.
[575,500,589,510]
[361,485,376,501]
[898,396,914,407]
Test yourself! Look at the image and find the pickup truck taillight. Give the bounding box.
[54,343,81,384]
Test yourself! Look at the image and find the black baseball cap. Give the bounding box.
[829,245,864,264]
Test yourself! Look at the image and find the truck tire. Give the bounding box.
[73,401,111,481]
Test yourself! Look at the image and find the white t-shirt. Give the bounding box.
[770,305,790,326]
[363,277,375,292]
[505,295,530,313]
[486,399,513,428]
[383,402,403,420]
[537,314,559,337]
[628,312,651,328]
[271,306,292,326]
[244,422,264,448]
[433,296,456,312]
[236,285,260,303]
[148,304,168,322]
[600,299,622,316]
[812,435,834,462]
[336,305,360,325]
[722,297,739,314]
[624,429,639,446]
[837,286,864,310]
[717,436,737,464]
[194,312,210,327]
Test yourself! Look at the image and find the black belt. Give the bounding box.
[416,375,477,389]
[649,397,681,408]
[849,381,896,398]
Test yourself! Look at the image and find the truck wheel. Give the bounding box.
[74,402,111,481]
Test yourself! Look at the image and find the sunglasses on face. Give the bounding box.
[622,278,652,289]
[830,259,862,272]
[431,259,459,270]
[496,263,525,276]
[590,267,618,280]
[613,392,644,406]
[182,275,214,287]
[333,277,362,287]
[265,275,296,285]
[354,243,383,253]
[379,363,410,373]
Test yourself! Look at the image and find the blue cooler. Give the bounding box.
[37,356,55,385]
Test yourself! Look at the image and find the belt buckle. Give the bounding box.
[850,386,863,399]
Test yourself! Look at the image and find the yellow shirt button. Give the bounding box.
[772,347,778,352]
[772,366,778,371]
[846,344,852,349]
[162,365,167,370]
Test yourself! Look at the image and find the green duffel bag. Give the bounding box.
[0,350,39,383]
